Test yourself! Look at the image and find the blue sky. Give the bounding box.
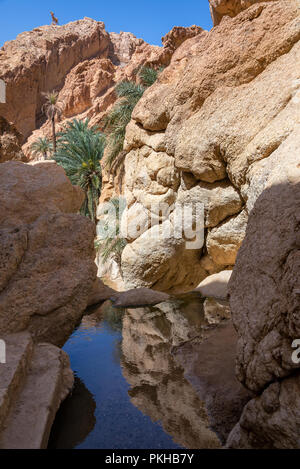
[0,0,212,47]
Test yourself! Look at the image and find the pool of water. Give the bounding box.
[48,294,246,449]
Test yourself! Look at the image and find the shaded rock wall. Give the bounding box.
[226,136,300,448]
[0,161,97,347]
[0,116,26,163]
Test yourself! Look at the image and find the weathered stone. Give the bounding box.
[194,270,232,299]
[0,161,97,346]
[0,18,111,139]
[177,181,242,228]
[227,373,300,449]
[0,334,74,449]
[226,132,300,448]
[110,287,170,307]
[0,161,84,228]
[119,0,299,292]
[207,211,248,266]
[209,0,277,26]
[0,117,26,163]
[87,278,116,306]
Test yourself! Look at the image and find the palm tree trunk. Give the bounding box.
[51,116,56,154]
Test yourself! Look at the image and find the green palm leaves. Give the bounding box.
[104,81,144,171]
[42,91,62,153]
[139,66,160,88]
[104,67,161,171]
[30,137,53,160]
[95,196,127,266]
[54,119,105,222]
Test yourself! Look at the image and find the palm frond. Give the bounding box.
[96,197,127,265]
[54,118,105,222]
[138,66,159,87]
[30,137,53,159]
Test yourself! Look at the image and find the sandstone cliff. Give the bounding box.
[209,0,277,25]
[120,0,300,292]
[0,18,203,161]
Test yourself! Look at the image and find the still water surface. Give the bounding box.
[49,294,232,449]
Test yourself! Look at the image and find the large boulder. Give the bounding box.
[0,161,97,346]
[120,0,299,292]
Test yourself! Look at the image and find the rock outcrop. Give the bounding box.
[0,18,203,162]
[0,161,97,346]
[0,116,26,163]
[226,133,300,447]
[209,0,277,26]
[0,18,111,139]
[120,0,300,292]
[0,332,73,449]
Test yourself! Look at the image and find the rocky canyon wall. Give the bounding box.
[120,0,300,293]
[226,133,300,448]
[0,18,203,154]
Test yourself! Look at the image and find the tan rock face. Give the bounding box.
[161,25,204,53]
[120,0,299,292]
[109,31,144,65]
[207,211,248,266]
[0,117,26,163]
[60,58,116,119]
[0,161,97,346]
[209,0,277,26]
[6,20,203,160]
[0,18,111,139]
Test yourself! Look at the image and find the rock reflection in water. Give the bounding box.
[48,377,96,449]
[120,294,222,449]
[49,293,249,449]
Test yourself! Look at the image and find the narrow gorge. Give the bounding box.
[0,0,299,451]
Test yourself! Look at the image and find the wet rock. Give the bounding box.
[203,298,231,324]
[110,287,170,307]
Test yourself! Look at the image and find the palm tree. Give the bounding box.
[42,91,62,153]
[95,196,127,267]
[30,137,53,160]
[54,119,105,222]
[104,67,162,171]
[138,66,159,87]
[104,81,144,171]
